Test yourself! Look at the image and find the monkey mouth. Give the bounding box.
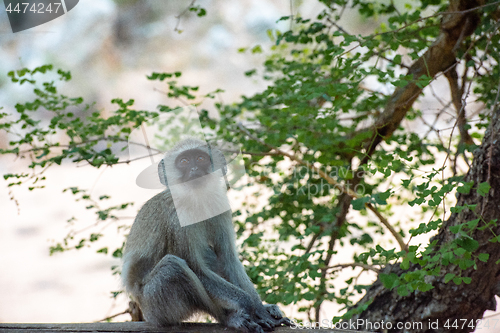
[187,177,205,188]
[189,171,206,180]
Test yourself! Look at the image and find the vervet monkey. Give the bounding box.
[122,138,290,333]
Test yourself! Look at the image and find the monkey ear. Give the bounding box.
[220,157,228,176]
[218,148,228,176]
[158,159,168,186]
[207,143,228,176]
[207,144,230,189]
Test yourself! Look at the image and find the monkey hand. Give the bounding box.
[264,304,292,326]
[226,309,265,333]
[253,304,291,331]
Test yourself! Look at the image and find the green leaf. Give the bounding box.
[477,253,489,262]
[89,233,102,242]
[457,181,474,194]
[418,282,434,292]
[352,197,369,211]
[450,205,466,214]
[112,248,123,258]
[401,179,411,187]
[477,182,491,197]
[251,45,263,54]
[400,257,410,270]
[456,237,479,252]
[373,190,391,205]
[465,219,480,230]
[197,8,206,17]
[393,79,409,88]
[245,69,257,77]
[380,273,399,289]
[303,292,315,301]
[444,273,455,283]
[397,285,409,297]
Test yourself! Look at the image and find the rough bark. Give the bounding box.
[351,107,500,332]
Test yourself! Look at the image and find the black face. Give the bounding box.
[175,148,212,183]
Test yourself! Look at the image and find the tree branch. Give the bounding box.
[325,262,382,274]
[445,65,475,145]
[360,0,483,161]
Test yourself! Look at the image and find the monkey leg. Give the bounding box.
[214,250,288,330]
[195,270,266,333]
[139,254,218,326]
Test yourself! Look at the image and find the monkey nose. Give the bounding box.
[189,168,204,180]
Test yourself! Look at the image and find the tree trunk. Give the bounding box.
[351,106,500,332]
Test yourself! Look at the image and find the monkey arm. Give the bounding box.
[179,250,265,333]
[205,217,291,328]
[206,217,265,306]
[214,245,291,329]
[219,248,264,306]
[197,268,254,312]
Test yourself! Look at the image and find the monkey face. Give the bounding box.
[151,138,233,226]
[158,139,228,189]
[175,148,212,184]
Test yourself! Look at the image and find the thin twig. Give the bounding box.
[444,65,475,145]
[223,149,281,157]
[95,309,129,323]
[324,262,382,273]
[174,0,196,32]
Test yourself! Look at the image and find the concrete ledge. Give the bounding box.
[0,322,361,332]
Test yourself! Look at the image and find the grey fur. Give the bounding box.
[122,138,289,333]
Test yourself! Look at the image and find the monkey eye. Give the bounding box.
[179,158,190,165]
[197,156,206,162]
